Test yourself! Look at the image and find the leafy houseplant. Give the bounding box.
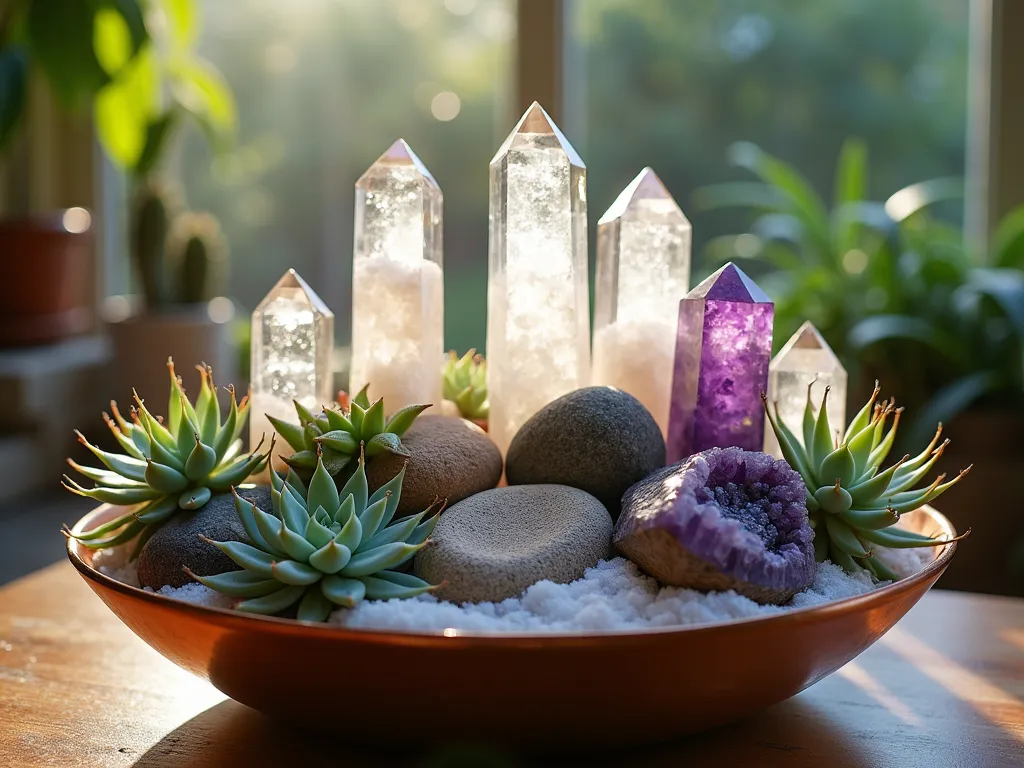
[0,0,235,384]
[696,140,1024,593]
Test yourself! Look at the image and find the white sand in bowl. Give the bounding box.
[92,545,931,634]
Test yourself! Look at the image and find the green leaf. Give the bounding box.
[168,56,236,138]
[0,46,28,148]
[384,403,430,437]
[94,45,158,168]
[991,205,1024,269]
[884,177,964,223]
[160,0,198,48]
[28,0,110,106]
[831,137,867,255]
[94,6,133,76]
[847,315,969,368]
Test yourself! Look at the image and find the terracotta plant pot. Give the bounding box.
[104,296,237,406]
[0,210,93,347]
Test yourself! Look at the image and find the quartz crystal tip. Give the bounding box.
[358,138,439,188]
[491,101,585,169]
[598,167,689,225]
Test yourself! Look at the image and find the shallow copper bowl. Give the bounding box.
[67,504,957,748]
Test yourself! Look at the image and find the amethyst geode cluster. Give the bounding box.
[613,447,815,604]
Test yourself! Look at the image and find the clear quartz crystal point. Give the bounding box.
[350,138,444,411]
[486,101,590,454]
[764,321,847,457]
[592,167,692,437]
[667,262,774,463]
[250,269,334,471]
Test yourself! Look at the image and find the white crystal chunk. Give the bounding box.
[486,101,590,454]
[592,167,692,437]
[764,321,847,457]
[250,269,334,468]
[350,139,444,411]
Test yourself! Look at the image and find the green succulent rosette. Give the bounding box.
[763,381,970,580]
[191,449,440,622]
[442,349,489,421]
[63,360,271,556]
[267,385,429,478]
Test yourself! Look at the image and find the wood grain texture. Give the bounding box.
[1,564,1022,767]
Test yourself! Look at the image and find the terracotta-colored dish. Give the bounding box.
[67,504,958,748]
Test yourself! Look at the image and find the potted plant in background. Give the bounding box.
[695,140,1024,594]
[0,0,236,390]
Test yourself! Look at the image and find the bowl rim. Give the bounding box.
[66,503,957,644]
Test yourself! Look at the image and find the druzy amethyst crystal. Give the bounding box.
[613,447,815,604]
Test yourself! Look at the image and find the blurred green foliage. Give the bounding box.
[697,140,1024,444]
[0,0,234,178]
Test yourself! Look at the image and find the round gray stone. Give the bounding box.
[413,485,613,604]
[366,415,503,517]
[504,387,666,519]
[136,486,271,589]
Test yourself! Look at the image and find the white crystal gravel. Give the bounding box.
[92,546,931,634]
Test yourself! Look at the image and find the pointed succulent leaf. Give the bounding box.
[305,510,335,549]
[839,505,900,530]
[293,400,318,427]
[368,464,406,527]
[76,432,149,482]
[339,542,423,577]
[333,494,356,527]
[361,573,436,600]
[334,507,362,552]
[847,456,908,505]
[320,575,366,607]
[859,526,955,549]
[270,559,322,586]
[349,401,365,435]
[62,476,162,505]
[282,449,317,471]
[847,421,877,478]
[407,512,440,546]
[251,507,289,557]
[104,413,146,459]
[276,517,317,561]
[308,540,352,574]
[321,450,352,476]
[274,487,309,534]
[235,491,276,553]
[205,538,277,577]
[179,486,212,509]
[267,414,305,453]
[323,407,355,433]
[384,403,430,437]
[297,585,335,622]
[351,384,372,410]
[762,397,815,489]
[316,429,359,454]
[844,381,880,443]
[359,510,425,552]
[191,570,283,598]
[868,409,902,469]
[145,425,186,472]
[306,457,341,519]
[135,496,179,524]
[72,519,146,549]
[184,435,218,480]
[358,494,390,540]
[284,468,308,497]
[68,460,147,488]
[365,432,406,458]
[361,398,386,437]
[213,394,240,462]
[338,453,368,516]
[236,585,307,615]
[824,515,872,558]
[818,444,856,488]
[68,509,140,541]
[810,386,835,469]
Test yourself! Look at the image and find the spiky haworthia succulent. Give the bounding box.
[191,451,440,621]
[442,349,489,422]
[763,382,970,580]
[268,385,428,477]
[63,360,272,555]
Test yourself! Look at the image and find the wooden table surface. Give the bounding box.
[1,564,1022,768]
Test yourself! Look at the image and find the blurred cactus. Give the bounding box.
[168,212,228,304]
[131,182,179,309]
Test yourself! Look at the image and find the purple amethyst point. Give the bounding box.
[613,447,815,605]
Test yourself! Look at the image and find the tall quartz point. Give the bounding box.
[250,269,334,469]
[592,167,691,437]
[764,321,847,457]
[487,102,590,454]
[350,139,444,410]
[667,262,774,463]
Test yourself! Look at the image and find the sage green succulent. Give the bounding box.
[763,381,970,580]
[442,349,489,421]
[63,360,272,556]
[268,385,428,477]
[191,450,440,621]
